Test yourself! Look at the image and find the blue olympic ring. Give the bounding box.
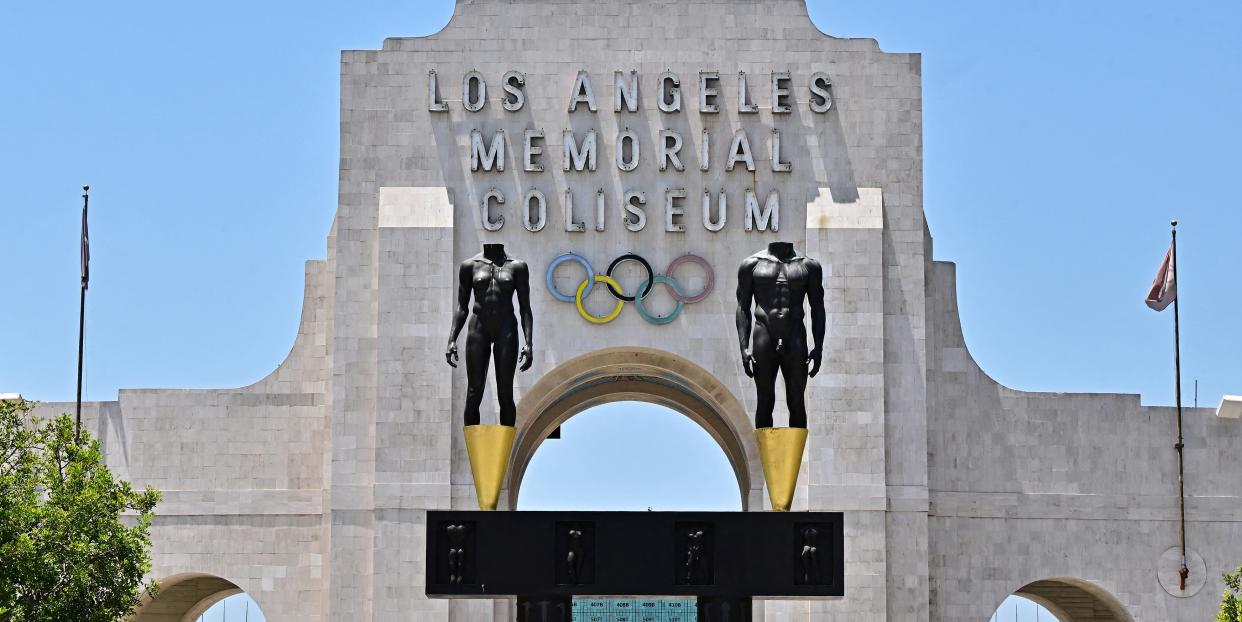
[545,253,594,302]
[545,253,715,324]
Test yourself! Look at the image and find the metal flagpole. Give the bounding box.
[1171,220,1189,590]
[75,185,90,443]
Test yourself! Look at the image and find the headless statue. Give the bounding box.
[446,243,534,426]
[800,526,819,584]
[735,242,826,429]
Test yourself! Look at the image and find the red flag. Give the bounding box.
[1145,244,1176,311]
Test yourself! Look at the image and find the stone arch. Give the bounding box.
[1000,577,1133,622]
[131,573,255,622]
[507,347,761,510]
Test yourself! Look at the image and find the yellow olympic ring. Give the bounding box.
[575,275,625,324]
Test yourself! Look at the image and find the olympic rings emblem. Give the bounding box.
[545,253,715,324]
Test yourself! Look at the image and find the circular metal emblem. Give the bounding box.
[546,252,594,303]
[546,253,715,325]
[605,253,655,302]
[633,276,686,325]
[575,275,625,324]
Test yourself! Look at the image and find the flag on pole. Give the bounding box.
[1145,243,1175,311]
[80,192,90,290]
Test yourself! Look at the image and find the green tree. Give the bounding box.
[1221,567,1242,622]
[0,398,161,622]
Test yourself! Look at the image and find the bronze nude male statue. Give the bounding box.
[445,243,533,510]
[446,243,534,426]
[736,241,826,429]
[736,241,825,510]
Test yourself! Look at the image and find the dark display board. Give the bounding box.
[426,511,844,599]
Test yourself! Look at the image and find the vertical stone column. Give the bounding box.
[370,187,456,621]
[799,187,889,621]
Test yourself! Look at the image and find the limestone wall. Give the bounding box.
[926,259,1242,620]
[32,259,334,621]
[19,1,1241,620]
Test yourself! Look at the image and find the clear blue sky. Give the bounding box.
[2,0,1238,407]
[2,2,1238,620]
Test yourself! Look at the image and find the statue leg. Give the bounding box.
[779,333,810,428]
[492,318,520,427]
[752,324,780,429]
[463,319,492,426]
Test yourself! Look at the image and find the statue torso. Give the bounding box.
[747,251,814,323]
[468,255,521,317]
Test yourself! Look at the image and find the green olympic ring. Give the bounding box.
[633,275,686,325]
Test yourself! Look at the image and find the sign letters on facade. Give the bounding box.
[428,69,833,234]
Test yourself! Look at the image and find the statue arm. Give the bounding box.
[735,259,756,377]
[446,261,472,366]
[806,259,826,377]
[515,261,534,371]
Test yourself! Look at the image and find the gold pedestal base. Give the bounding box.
[755,427,808,512]
[464,424,516,511]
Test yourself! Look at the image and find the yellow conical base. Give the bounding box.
[464,424,516,511]
[755,427,808,512]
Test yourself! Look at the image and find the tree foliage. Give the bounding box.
[1220,567,1242,622]
[0,398,161,622]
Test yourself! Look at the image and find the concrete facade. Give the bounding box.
[34,1,1242,620]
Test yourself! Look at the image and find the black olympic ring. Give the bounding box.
[605,253,654,302]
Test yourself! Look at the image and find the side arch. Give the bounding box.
[1002,577,1133,622]
[507,347,761,510]
[131,573,253,622]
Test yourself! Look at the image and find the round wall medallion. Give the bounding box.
[1157,546,1206,597]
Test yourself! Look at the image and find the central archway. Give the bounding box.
[508,347,762,510]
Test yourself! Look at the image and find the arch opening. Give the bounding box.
[517,401,744,511]
[990,577,1132,622]
[508,347,761,511]
[132,573,265,622]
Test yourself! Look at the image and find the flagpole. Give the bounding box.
[75,185,89,444]
[1171,219,1188,590]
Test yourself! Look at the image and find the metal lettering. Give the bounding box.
[771,71,791,114]
[623,190,647,231]
[523,129,544,172]
[770,129,791,173]
[502,71,526,112]
[614,70,639,113]
[595,189,606,232]
[658,71,681,113]
[700,129,710,171]
[568,70,597,113]
[563,129,597,172]
[744,188,779,231]
[699,71,720,113]
[428,70,447,112]
[563,189,584,232]
[659,130,684,172]
[665,188,687,232]
[470,129,505,172]
[737,71,758,114]
[702,189,726,232]
[523,189,547,232]
[726,130,755,172]
[616,128,639,171]
[480,188,505,231]
[809,72,833,113]
[463,70,487,112]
